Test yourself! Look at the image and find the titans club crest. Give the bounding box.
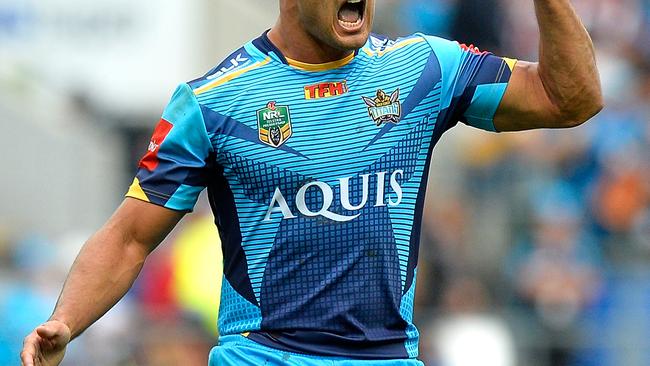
[362,88,401,126]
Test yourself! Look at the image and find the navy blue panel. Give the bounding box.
[248,331,409,359]
[207,159,258,306]
[136,164,184,201]
[200,105,307,159]
[137,158,205,185]
[452,53,511,125]
[452,85,477,126]
[470,54,512,84]
[135,165,207,210]
[251,30,289,65]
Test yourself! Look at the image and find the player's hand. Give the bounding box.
[21,320,71,366]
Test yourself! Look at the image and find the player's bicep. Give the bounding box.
[106,198,185,254]
[493,61,564,132]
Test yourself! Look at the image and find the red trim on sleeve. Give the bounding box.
[459,43,489,55]
[139,119,174,172]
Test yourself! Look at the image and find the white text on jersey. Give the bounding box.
[264,170,404,222]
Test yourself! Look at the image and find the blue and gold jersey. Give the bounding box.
[127,31,515,359]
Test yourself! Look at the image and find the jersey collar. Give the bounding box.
[251,30,359,72]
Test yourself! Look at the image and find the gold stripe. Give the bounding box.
[503,57,518,71]
[363,37,425,57]
[195,57,271,95]
[242,332,250,337]
[286,52,355,71]
[125,178,150,202]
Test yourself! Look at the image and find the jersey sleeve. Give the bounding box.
[424,35,517,132]
[126,83,213,211]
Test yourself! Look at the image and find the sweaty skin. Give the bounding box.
[21,1,602,365]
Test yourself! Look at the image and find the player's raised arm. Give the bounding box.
[20,199,184,366]
[493,0,603,131]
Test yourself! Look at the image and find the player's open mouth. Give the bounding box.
[337,0,365,32]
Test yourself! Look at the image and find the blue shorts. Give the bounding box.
[209,335,425,366]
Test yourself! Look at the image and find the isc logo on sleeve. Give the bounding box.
[139,119,173,171]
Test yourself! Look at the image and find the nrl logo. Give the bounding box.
[362,88,401,126]
[257,101,293,148]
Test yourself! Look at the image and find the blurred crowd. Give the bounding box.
[1,1,649,365]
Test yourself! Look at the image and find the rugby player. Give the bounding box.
[21,0,602,365]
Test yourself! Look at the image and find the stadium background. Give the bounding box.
[1,0,649,365]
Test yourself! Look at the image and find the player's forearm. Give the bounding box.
[534,0,603,126]
[47,199,183,339]
[49,225,149,339]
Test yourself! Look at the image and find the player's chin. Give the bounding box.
[331,26,370,50]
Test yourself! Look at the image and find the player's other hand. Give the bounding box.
[21,320,71,366]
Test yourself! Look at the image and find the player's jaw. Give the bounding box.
[299,0,374,51]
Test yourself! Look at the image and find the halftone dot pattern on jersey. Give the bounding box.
[218,276,262,335]
[365,107,438,288]
[221,152,309,303]
[400,269,419,358]
[261,202,405,338]
[221,152,307,206]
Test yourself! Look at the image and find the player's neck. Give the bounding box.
[268,20,354,65]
